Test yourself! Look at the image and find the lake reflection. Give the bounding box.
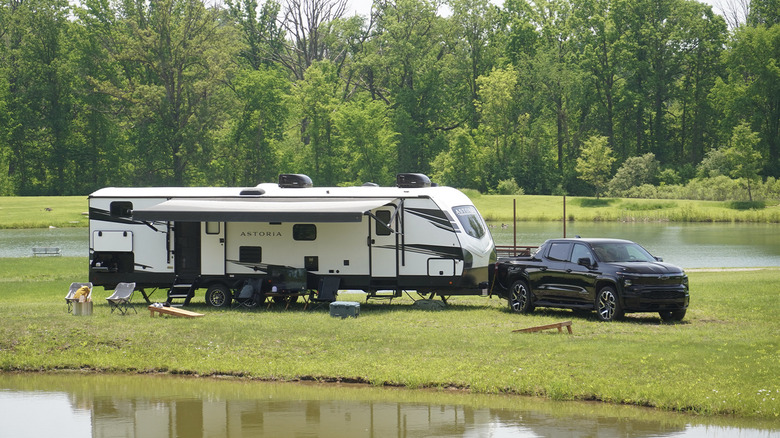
[1,373,776,438]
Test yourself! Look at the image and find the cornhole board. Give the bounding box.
[148,305,204,318]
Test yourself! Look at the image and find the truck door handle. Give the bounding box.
[566,269,572,273]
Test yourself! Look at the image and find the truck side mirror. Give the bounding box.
[578,257,595,268]
[654,256,663,262]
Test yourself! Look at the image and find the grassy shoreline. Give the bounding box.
[2,195,779,229]
[1,257,778,419]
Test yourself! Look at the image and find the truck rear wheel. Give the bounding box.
[508,280,534,313]
[206,284,232,308]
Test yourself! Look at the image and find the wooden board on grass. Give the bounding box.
[148,305,204,318]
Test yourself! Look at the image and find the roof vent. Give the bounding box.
[240,188,265,196]
[279,174,313,188]
[396,173,431,188]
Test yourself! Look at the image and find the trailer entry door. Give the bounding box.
[370,207,398,284]
[174,222,201,277]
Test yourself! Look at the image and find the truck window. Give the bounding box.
[570,243,592,263]
[547,242,572,262]
[293,224,316,241]
[453,205,487,239]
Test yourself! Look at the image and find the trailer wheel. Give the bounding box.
[508,280,534,313]
[206,284,232,308]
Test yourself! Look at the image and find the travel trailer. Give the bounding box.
[88,174,496,307]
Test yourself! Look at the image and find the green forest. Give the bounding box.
[0,0,778,200]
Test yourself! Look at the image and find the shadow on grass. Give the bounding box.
[499,307,691,326]
[173,297,691,326]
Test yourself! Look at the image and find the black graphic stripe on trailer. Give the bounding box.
[404,208,455,232]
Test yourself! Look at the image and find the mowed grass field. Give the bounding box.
[2,194,780,229]
[0,257,777,419]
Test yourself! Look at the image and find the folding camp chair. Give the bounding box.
[65,282,92,313]
[232,279,261,309]
[309,277,339,310]
[106,282,137,314]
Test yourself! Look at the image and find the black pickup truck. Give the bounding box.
[490,238,689,321]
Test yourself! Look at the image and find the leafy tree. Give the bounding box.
[292,61,340,185]
[576,135,615,197]
[747,0,779,27]
[430,128,481,189]
[716,24,780,175]
[608,153,659,195]
[725,122,763,200]
[332,96,397,186]
[81,0,237,186]
[448,0,501,129]
[214,66,290,186]
[226,0,286,70]
[366,0,454,174]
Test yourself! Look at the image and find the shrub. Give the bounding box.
[621,201,677,211]
[496,179,524,195]
[577,198,615,207]
[726,200,766,210]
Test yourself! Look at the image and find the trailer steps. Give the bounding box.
[167,280,195,307]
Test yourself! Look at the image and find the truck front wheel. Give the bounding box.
[596,285,624,321]
[508,280,534,314]
[205,284,232,308]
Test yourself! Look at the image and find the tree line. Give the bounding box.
[0,0,777,199]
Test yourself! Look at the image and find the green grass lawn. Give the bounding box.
[0,196,89,229]
[0,257,777,419]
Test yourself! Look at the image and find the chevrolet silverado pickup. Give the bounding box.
[490,238,689,321]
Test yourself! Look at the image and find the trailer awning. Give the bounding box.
[131,198,397,223]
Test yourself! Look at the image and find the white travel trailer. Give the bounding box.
[88,174,496,307]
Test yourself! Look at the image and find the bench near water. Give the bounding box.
[32,247,61,256]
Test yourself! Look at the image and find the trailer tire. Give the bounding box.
[206,284,232,308]
[508,280,534,313]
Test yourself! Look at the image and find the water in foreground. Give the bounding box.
[1,373,776,438]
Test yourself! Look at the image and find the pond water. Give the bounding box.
[1,373,777,438]
[1,222,780,268]
[0,227,87,258]
[489,221,780,268]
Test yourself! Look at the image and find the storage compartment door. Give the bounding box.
[428,258,455,277]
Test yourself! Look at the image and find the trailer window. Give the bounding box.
[375,210,392,236]
[453,205,487,239]
[110,201,133,218]
[239,246,262,263]
[293,224,317,241]
[205,222,220,234]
